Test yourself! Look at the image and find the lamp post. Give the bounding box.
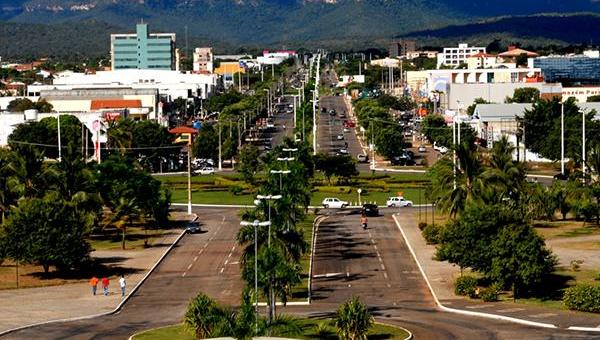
[357,188,362,206]
[270,170,291,191]
[255,195,282,246]
[561,103,565,176]
[582,108,588,182]
[311,89,317,155]
[263,89,271,117]
[239,219,271,334]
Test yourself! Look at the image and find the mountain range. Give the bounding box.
[0,0,599,58]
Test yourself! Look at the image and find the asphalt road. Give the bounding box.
[3,207,244,340]
[281,208,600,340]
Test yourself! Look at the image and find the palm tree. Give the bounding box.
[335,297,374,340]
[0,149,22,223]
[184,293,226,339]
[108,197,140,250]
[106,119,134,156]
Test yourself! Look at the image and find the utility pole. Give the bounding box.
[57,114,62,161]
[561,103,565,176]
[583,109,587,181]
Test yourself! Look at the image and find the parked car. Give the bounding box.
[343,127,350,133]
[433,142,448,154]
[329,109,336,116]
[322,197,348,209]
[194,166,215,175]
[361,203,379,217]
[386,197,413,207]
[357,154,369,163]
[343,120,356,128]
[185,222,201,234]
[336,134,344,140]
[418,145,427,153]
[339,113,346,119]
[337,148,349,155]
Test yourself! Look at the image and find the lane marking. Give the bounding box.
[187,263,193,270]
[380,264,385,271]
[383,272,388,279]
[193,256,198,262]
[373,245,378,250]
[224,259,229,266]
[313,272,345,278]
[230,261,239,265]
[220,268,225,274]
[182,272,187,277]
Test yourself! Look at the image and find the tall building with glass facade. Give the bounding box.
[534,52,600,84]
[111,24,177,70]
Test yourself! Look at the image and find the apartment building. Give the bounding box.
[437,43,486,68]
[111,23,177,71]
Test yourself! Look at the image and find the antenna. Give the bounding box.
[185,25,189,62]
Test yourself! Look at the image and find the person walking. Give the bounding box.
[101,277,109,296]
[360,214,368,230]
[119,275,126,297]
[89,276,99,296]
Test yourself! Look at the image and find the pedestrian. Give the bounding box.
[89,276,99,296]
[101,277,109,296]
[360,213,368,230]
[119,275,126,297]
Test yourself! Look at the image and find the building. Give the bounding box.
[466,52,504,69]
[111,23,177,71]
[447,83,561,112]
[193,47,214,73]
[405,51,438,60]
[256,50,296,66]
[389,40,417,58]
[562,86,600,102]
[406,67,543,109]
[370,58,400,68]
[437,43,486,68]
[533,51,600,85]
[214,62,246,88]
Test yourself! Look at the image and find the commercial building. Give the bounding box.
[111,23,177,71]
[447,82,561,111]
[406,67,543,109]
[193,47,214,73]
[562,86,600,102]
[405,51,438,60]
[389,40,416,58]
[437,43,486,68]
[533,51,600,84]
[214,62,246,88]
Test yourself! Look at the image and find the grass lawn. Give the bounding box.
[0,261,88,290]
[534,220,600,240]
[88,226,173,251]
[133,319,410,340]
[290,214,315,301]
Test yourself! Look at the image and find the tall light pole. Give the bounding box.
[561,103,565,176]
[57,114,62,162]
[239,219,270,334]
[270,170,291,191]
[263,89,271,117]
[582,108,588,181]
[255,195,282,246]
[312,89,317,155]
[218,120,223,171]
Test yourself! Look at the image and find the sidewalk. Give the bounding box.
[0,212,190,333]
[394,212,600,330]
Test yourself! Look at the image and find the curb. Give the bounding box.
[0,228,188,337]
[374,321,413,340]
[567,326,600,333]
[308,215,328,303]
[391,214,559,330]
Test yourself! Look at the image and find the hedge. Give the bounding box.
[454,276,478,297]
[563,284,600,313]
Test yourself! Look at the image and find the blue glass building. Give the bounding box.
[534,54,600,85]
[110,24,177,70]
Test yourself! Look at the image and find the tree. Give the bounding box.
[421,114,451,147]
[335,297,374,340]
[1,193,92,273]
[0,148,22,223]
[237,144,261,185]
[374,125,405,160]
[466,98,490,116]
[130,120,178,172]
[506,87,540,103]
[184,293,227,339]
[490,224,556,298]
[193,124,219,161]
[107,197,140,250]
[483,136,527,204]
[588,95,600,102]
[7,98,53,112]
[314,154,358,184]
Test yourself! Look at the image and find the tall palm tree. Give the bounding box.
[107,197,140,250]
[335,297,374,340]
[184,293,226,339]
[483,136,527,205]
[0,149,22,223]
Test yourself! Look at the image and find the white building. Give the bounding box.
[193,47,214,73]
[405,51,438,60]
[256,50,296,66]
[27,69,217,102]
[562,86,600,102]
[437,43,486,68]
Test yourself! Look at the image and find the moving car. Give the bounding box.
[361,203,379,217]
[386,196,413,207]
[357,154,369,163]
[433,142,448,154]
[418,145,427,153]
[336,134,344,140]
[193,166,215,175]
[337,148,349,155]
[343,120,356,128]
[322,197,349,209]
[185,222,201,234]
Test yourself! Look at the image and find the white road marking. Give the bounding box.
[193,256,198,262]
[383,272,388,279]
[378,257,383,263]
[187,263,193,270]
[224,259,229,265]
[230,261,239,265]
[220,267,225,274]
[313,272,344,278]
[373,245,378,250]
[380,264,385,271]
[182,272,187,277]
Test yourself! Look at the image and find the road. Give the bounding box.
[3,207,244,340]
[287,208,599,339]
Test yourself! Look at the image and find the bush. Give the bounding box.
[454,276,478,297]
[480,285,500,302]
[229,185,243,196]
[563,284,600,313]
[422,223,441,244]
[418,222,427,231]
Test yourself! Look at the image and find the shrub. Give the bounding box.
[418,222,427,231]
[422,223,441,244]
[570,259,584,272]
[480,285,500,302]
[454,276,478,297]
[229,185,243,196]
[563,284,600,313]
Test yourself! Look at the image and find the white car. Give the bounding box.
[194,167,215,175]
[433,142,448,154]
[322,197,348,209]
[386,197,413,207]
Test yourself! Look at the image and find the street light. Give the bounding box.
[240,219,271,334]
[255,195,282,246]
[263,89,271,117]
[270,170,291,191]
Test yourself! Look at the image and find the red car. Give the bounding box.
[343,120,356,128]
